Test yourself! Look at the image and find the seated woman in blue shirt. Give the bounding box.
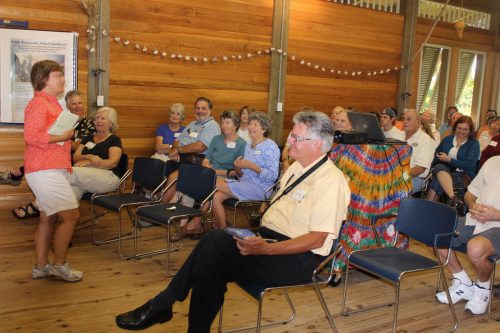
[425,116,480,209]
[152,103,185,161]
[211,111,280,228]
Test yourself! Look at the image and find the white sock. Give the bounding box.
[476,279,490,289]
[452,270,472,286]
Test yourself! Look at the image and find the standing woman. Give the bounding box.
[24,60,82,282]
[237,105,252,143]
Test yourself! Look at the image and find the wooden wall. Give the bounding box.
[283,0,403,140]
[108,0,274,159]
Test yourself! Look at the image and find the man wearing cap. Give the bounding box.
[380,108,405,141]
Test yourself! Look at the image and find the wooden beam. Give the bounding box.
[87,0,110,118]
[268,0,290,145]
[398,0,419,112]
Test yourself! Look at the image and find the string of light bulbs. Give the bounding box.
[87,27,405,77]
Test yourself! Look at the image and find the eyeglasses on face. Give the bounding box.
[289,133,313,142]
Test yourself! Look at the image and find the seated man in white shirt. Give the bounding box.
[436,156,500,315]
[380,108,405,141]
[403,109,435,193]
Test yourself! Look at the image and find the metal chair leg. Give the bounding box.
[391,283,400,333]
[314,277,339,333]
[489,259,499,321]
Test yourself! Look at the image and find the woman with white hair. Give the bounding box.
[68,106,123,200]
[212,111,280,228]
[152,103,185,161]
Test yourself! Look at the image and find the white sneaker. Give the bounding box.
[465,284,490,315]
[48,262,83,282]
[436,278,473,304]
[31,264,50,279]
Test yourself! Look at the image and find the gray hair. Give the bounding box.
[170,102,185,120]
[293,111,334,153]
[65,90,81,104]
[405,109,421,120]
[220,110,240,127]
[97,106,119,132]
[248,111,272,137]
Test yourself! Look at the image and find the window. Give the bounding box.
[455,50,485,119]
[417,44,450,115]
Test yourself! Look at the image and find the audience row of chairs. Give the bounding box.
[220,198,499,333]
[83,157,217,275]
[76,156,497,331]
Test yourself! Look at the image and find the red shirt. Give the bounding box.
[24,91,72,174]
[479,134,500,168]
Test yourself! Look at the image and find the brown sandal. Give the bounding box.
[12,202,40,219]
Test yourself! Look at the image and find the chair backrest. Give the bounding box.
[116,153,129,179]
[395,197,457,247]
[176,164,217,203]
[132,157,166,191]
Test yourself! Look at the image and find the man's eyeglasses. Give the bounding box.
[289,133,313,142]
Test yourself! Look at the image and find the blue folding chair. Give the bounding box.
[91,157,168,259]
[135,164,217,275]
[218,240,342,333]
[341,198,459,333]
[76,153,131,231]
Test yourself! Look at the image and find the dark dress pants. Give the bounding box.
[151,228,322,333]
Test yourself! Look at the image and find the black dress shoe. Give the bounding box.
[116,301,172,330]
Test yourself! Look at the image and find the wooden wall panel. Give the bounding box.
[108,0,273,158]
[283,0,403,141]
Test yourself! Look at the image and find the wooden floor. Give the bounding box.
[0,202,499,333]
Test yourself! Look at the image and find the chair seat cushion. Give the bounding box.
[81,192,94,201]
[93,193,150,212]
[237,280,268,300]
[349,247,438,282]
[223,198,238,208]
[136,203,204,226]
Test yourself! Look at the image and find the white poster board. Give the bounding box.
[0,29,78,123]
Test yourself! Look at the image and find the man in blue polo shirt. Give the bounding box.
[161,97,221,202]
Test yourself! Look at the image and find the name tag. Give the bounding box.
[292,189,306,202]
[85,141,96,149]
[227,142,236,149]
[174,133,181,138]
[253,150,261,155]
[489,141,498,147]
[189,131,199,138]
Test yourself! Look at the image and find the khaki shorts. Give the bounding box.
[26,169,79,216]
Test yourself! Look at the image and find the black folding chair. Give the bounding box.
[135,164,217,275]
[76,153,131,230]
[341,198,459,333]
[218,240,342,333]
[91,157,168,259]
